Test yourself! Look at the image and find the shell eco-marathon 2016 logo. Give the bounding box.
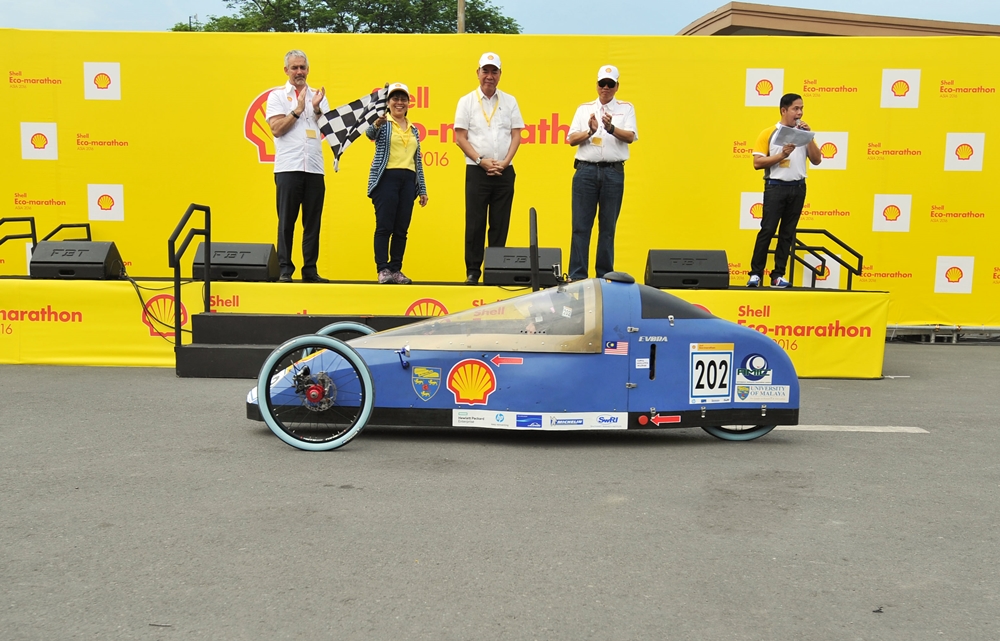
[21,123,58,160]
[447,359,496,405]
[745,69,784,107]
[811,132,849,171]
[881,69,921,108]
[872,194,912,232]
[739,192,764,230]
[141,294,188,337]
[87,184,125,222]
[84,63,121,100]
[944,133,985,172]
[934,256,975,295]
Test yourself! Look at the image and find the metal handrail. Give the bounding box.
[0,217,38,252]
[41,223,92,242]
[790,228,864,290]
[167,204,211,349]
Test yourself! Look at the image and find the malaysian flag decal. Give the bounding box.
[604,341,628,355]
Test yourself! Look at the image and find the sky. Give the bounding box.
[1,0,999,33]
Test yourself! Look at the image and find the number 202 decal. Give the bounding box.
[689,343,734,404]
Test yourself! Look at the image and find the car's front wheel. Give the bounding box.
[702,424,776,441]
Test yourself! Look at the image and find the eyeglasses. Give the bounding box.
[389,94,409,102]
[598,79,617,89]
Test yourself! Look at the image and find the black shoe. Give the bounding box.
[464,274,479,285]
[303,275,330,283]
[278,274,292,283]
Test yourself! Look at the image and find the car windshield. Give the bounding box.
[351,280,603,353]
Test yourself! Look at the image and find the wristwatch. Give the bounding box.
[290,110,300,119]
[475,156,483,165]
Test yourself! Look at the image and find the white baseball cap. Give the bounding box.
[478,52,501,70]
[388,82,410,98]
[597,65,619,82]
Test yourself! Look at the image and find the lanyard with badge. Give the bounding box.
[297,88,318,139]
[478,93,499,127]
[591,104,608,148]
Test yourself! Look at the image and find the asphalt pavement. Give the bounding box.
[1,342,998,641]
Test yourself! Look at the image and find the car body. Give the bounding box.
[247,274,799,450]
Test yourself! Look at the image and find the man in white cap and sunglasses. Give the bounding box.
[454,52,525,285]
[566,65,638,281]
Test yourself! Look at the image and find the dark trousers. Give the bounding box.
[750,181,807,279]
[464,164,516,279]
[275,171,325,278]
[370,169,417,273]
[569,162,625,280]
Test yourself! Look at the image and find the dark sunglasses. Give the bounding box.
[598,79,617,89]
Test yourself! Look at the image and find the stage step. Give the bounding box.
[177,313,427,378]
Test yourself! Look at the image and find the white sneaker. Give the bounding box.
[746,275,761,288]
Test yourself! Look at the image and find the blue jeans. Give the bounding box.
[569,162,625,280]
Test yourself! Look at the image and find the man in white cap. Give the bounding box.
[454,52,525,285]
[566,65,638,281]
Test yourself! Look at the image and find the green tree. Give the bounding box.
[171,0,520,34]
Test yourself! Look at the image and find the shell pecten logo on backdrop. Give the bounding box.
[447,359,496,405]
[945,266,964,283]
[245,90,276,163]
[30,133,48,149]
[891,80,910,97]
[819,142,838,159]
[93,73,112,90]
[142,294,188,338]
[97,194,115,211]
[755,79,774,96]
[405,298,448,316]
[882,205,902,221]
[955,143,974,160]
[750,202,764,219]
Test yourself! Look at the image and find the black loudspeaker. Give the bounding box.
[644,249,730,289]
[192,242,278,281]
[29,241,124,280]
[484,247,562,287]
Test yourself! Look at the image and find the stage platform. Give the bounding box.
[0,277,889,378]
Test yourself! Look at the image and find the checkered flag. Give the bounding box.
[318,84,388,172]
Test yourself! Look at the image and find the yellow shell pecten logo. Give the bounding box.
[447,359,496,406]
[141,294,188,337]
[891,80,910,97]
[30,133,48,149]
[815,265,831,281]
[93,73,112,90]
[245,90,276,163]
[955,143,974,161]
[750,202,764,219]
[945,266,963,283]
[97,194,115,211]
[605,67,612,73]
[882,205,901,221]
[405,298,448,316]
[820,142,838,159]
[755,79,773,96]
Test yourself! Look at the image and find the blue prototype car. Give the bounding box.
[247,273,799,450]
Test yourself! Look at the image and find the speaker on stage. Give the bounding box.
[644,249,730,289]
[192,242,278,282]
[484,247,562,287]
[29,241,124,280]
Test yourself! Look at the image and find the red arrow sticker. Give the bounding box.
[650,414,681,426]
[490,355,523,367]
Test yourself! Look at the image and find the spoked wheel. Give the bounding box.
[315,321,376,342]
[257,335,374,451]
[702,424,777,442]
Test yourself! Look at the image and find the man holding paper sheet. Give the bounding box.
[746,93,821,288]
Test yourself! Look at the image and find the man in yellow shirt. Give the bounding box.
[747,93,822,288]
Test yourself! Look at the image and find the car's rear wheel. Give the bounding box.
[258,335,374,451]
[702,424,776,441]
[316,321,376,341]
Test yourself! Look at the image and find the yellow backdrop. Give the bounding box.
[2,30,998,326]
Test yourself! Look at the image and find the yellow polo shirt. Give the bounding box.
[386,120,417,171]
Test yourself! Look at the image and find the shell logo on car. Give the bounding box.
[405,298,448,316]
[142,294,188,337]
[30,133,48,149]
[882,205,901,221]
[97,194,115,211]
[93,73,112,89]
[820,142,838,159]
[749,202,763,219]
[891,80,910,97]
[244,90,276,163]
[955,143,974,160]
[755,79,773,96]
[447,359,496,406]
[945,266,964,283]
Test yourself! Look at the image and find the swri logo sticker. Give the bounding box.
[736,354,772,384]
[516,414,542,428]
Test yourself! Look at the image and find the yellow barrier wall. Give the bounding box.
[2,31,997,326]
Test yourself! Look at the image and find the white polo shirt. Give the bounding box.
[265,81,331,175]
[454,87,524,165]
[568,97,638,163]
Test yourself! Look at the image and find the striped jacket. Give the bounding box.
[366,120,428,198]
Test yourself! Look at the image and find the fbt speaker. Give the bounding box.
[644,249,730,289]
[29,241,124,280]
[483,247,562,287]
[192,242,278,282]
